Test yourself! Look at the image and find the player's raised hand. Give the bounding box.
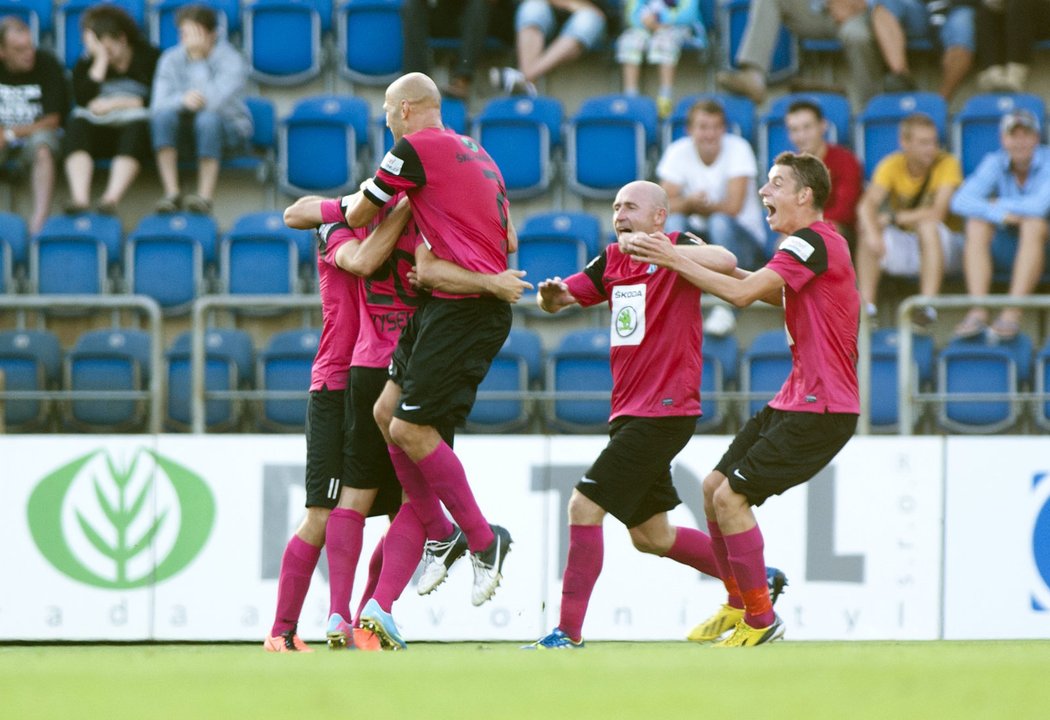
[627,232,678,269]
[536,277,575,313]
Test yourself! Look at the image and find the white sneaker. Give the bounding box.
[470,524,512,606]
[489,67,537,97]
[705,305,736,337]
[417,526,468,596]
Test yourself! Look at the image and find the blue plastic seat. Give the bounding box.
[0,211,28,284]
[0,236,10,294]
[758,92,852,170]
[697,332,738,432]
[336,0,403,84]
[567,94,659,199]
[279,95,371,196]
[740,329,792,421]
[64,328,153,432]
[722,0,797,83]
[32,214,122,295]
[664,92,756,149]
[126,213,217,313]
[243,0,325,85]
[166,328,254,431]
[1035,338,1050,431]
[546,328,612,433]
[855,92,948,178]
[472,95,564,199]
[221,212,302,296]
[869,328,935,431]
[257,328,320,431]
[951,93,1046,175]
[466,327,543,432]
[937,335,1032,434]
[0,329,61,431]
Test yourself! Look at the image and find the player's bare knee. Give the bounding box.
[567,489,604,525]
[628,530,666,555]
[712,482,748,519]
[297,506,331,545]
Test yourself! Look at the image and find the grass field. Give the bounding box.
[4,640,1050,719]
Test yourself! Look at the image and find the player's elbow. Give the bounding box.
[283,206,311,229]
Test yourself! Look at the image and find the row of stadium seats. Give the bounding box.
[2,324,1048,435]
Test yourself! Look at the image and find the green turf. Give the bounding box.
[3,641,1050,719]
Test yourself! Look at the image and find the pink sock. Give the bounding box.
[372,503,426,612]
[708,519,744,609]
[664,526,719,577]
[723,525,774,628]
[416,442,494,552]
[325,508,365,620]
[558,525,604,642]
[271,535,321,636]
[389,445,454,539]
[354,536,385,625]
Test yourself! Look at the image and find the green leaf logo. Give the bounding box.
[27,448,215,589]
[616,306,638,337]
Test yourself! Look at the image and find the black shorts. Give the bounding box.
[716,406,858,507]
[304,387,347,509]
[389,296,512,427]
[577,415,698,528]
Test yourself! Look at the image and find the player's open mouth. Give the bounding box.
[763,202,776,219]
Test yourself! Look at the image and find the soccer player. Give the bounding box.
[626,152,860,646]
[264,192,412,653]
[341,73,527,642]
[524,180,786,650]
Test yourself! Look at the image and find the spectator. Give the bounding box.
[402,0,501,100]
[716,0,880,109]
[64,5,160,216]
[950,108,1050,341]
[784,99,863,245]
[855,112,963,330]
[973,0,1050,92]
[615,0,704,118]
[656,99,766,336]
[0,17,66,235]
[490,0,608,96]
[870,0,975,100]
[150,4,251,214]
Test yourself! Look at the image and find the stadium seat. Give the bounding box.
[336,0,403,85]
[936,335,1032,434]
[279,95,371,196]
[0,329,61,431]
[951,93,1047,175]
[567,94,659,199]
[31,214,122,295]
[869,328,934,432]
[697,332,738,432]
[166,328,254,431]
[243,0,325,85]
[465,327,543,433]
[126,213,217,314]
[228,209,314,271]
[1035,338,1050,431]
[64,328,153,432]
[722,0,797,83]
[0,211,28,279]
[472,95,564,199]
[758,92,852,170]
[512,212,601,304]
[220,214,302,296]
[223,96,278,194]
[855,92,948,178]
[519,210,602,258]
[545,328,611,433]
[663,93,756,149]
[150,0,240,50]
[257,328,319,431]
[740,329,792,421]
[56,0,146,69]
[0,238,10,294]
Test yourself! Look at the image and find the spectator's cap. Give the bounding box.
[1000,109,1040,135]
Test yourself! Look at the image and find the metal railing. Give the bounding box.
[0,295,164,433]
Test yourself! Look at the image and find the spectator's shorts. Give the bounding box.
[880,223,964,277]
[515,0,606,49]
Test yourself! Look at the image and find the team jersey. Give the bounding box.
[764,221,860,414]
[311,202,362,391]
[363,126,510,298]
[565,232,703,421]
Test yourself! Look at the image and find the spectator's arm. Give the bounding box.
[201,44,247,109]
[708,175,748,216]
[150,52,182,113]
[950,155,1007,222]
[856,182,890,237]
[898,184,955,226]
[995,162,1050,218]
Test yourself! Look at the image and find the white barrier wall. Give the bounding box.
[2,435,1047,642]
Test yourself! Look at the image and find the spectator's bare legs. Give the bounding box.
[939,46,972,100]
[197,157,219,203]
[958,217,995,331]
[64,150,93,209]
[621,61,641,94]
[916,218,946,297]
[518,26,584,83]
[99,156,140,207]
[871,5,909,78]
[30,144,55,235]
[855,223,885,309]
[997,217,1049,329]
[156,146,181,199]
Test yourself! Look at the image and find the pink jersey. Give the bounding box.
[363,127,510,299]
[311,213,360,392]
[764,221,860,414]
[565,233,703,421]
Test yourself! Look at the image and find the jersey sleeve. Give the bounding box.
[766,227,827,291]
[564,248,609,307]
[317,222,358,267]
[363,136,426,206]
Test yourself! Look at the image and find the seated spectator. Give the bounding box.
[0,17,67,234]
[950,109,1050,341]
[615,0,703,118]
[490,0,608,96]
[784,98,862,246]
[150,4,251,214]
[656,98,766,335]
[716,0,880,109]
[64,4,160,216]
[973,0,1050,93]
[855,113,963,330]
[870,0,975,100]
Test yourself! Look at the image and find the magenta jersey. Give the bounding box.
[312,218,361,392]
[363,127,510,298]
[764,221,860,414]
[565,233,703,421]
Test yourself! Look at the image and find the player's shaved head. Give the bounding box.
[620,180,669,213]
[389,72,441,109]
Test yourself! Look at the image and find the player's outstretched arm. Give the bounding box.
[283,195,326,229]
[412,245,534,302]
[536,277,578,314]
[335,197,412,277]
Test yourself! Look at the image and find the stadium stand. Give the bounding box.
[472,95,564,199]
[0,328,61,431]
[126,212,217,314]
[64,328,153,432]
[56,0,147,69]
[567,94,659,199]
[166,328,254,431]
[256,328,319,431]
[335,0,404,85]
[243,0,325,85]
[758,91,852,170]
[951,93,1047,175]
[937,334,1033,434]
[545,328,612,433]
[150,0,241,50]
[697,331,738,433]
[739,329,792,422]
[855,92,948,178]
[465,326,543,433]
[664,92,756,148]
[31,213,122,296]
[278,94,371,196]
